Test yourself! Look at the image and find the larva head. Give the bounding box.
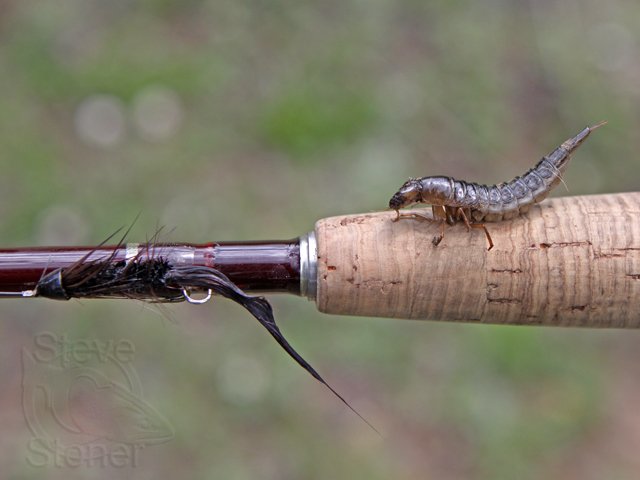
[389,176,454,211]
[389,178,422,210]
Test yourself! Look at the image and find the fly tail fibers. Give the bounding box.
[165,265,379,434]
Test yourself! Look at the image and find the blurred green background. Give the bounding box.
[1,0,639,479]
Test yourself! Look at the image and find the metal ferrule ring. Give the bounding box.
[299,231,317,301]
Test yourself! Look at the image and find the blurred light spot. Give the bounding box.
[74,95,127,148]
[216,354,269,405]
[132,86,184,142]
[588,22,635,72]
[35,205,89,245]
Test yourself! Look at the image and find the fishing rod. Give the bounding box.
[1,190,638,326]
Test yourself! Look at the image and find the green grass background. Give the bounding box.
[1,1,639,479]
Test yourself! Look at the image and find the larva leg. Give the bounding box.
[394,211,433,222]
[393,206,448,247]
[456,208,494,251]
[432,205,447,246]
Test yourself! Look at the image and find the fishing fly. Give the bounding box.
[388,122,606,250]
[20,227,378,433]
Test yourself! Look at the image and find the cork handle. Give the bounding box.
[315,192,640,327]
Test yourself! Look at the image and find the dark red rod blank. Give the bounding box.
[0,240,301,295]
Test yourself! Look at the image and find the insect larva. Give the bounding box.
[388,122,606,250]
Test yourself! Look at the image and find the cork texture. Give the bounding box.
[315,192,640,327]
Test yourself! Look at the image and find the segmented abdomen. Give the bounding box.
[417,123,601,223]
[450,156,569,222]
